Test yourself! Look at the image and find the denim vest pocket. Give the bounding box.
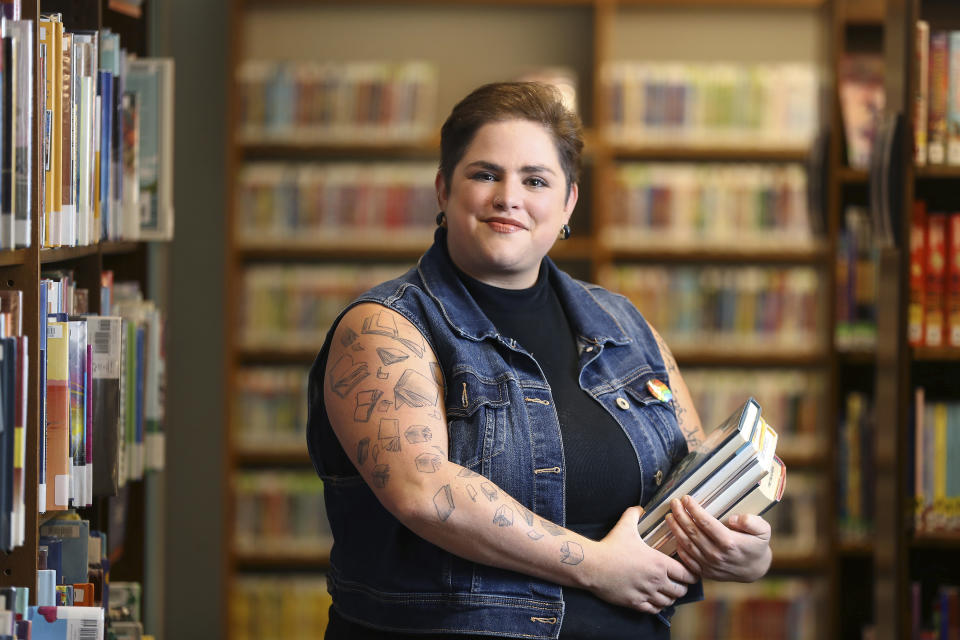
[444,369,510,469]
[622,373,688,466]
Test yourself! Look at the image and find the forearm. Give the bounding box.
[387,462,596,592]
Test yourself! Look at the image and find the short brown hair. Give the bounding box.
[439,82,583,201]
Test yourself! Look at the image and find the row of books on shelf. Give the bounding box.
[0,511,147,639]
[605,163,815,250]
[236,60,438,143]
[670,578,824,640]
[601,62,818,148]
[231,366,824,459]
[913,389,960,535]
[838,388,960,540]
[836,206,878,351]
[240,264,408,351]
[233,471,330,556]
[908,203,960,349]
[28,272,166,520]
[231,575,332,640]
[232,463,819,563]
[911,583,960,640]
[916,23,960,167]
[233,366,308,452]
[235,162,437,244]
[683,369,824,458]
[35,15,174,248]
[597,265,824,355]
[838,391,874,542]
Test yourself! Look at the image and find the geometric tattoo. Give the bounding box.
[559,541,584,565]
[434,485,455,521]
[372,464,389,488]
[493,505,514,527]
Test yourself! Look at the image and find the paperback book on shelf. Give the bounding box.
[637,398,785,554]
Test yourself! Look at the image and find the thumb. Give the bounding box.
[727,513,769,536]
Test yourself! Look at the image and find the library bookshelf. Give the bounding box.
[0,0,168,633]
[223,0,842,638]
[868,0,960,638]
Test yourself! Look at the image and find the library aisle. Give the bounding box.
[154,1,960,640]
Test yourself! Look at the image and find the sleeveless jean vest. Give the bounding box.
[307,229,699,639]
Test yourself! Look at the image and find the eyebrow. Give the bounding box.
[465,160,558,176]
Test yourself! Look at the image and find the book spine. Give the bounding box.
[948,213,960,347]
[949,32,960,165]
[929,32,950,165]
[909,202,928,346]
[925,213,947,348]
[917,21,930,165]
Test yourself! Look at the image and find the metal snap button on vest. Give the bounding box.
[655,469,663,486]
[615,397,629,410]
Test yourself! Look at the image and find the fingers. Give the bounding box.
[677,496,729,547]
[663,555,698,585]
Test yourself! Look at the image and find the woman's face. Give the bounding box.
[437,119,578,289]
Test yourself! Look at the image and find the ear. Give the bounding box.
[563,182,579,223]
[435,171,448,212]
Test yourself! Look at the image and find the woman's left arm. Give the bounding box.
[648,321,773,582]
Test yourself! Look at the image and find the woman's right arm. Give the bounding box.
[323,302,697,615]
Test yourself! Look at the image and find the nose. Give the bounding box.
[494,179,522,211]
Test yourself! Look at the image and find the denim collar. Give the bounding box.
[417,227,632,347]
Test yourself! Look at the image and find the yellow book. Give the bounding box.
[51,18,64,247]
[934,402,948,529]
[39,19,55,246]
[45,321,70,511]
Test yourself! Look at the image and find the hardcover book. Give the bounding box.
[636,397,762,538]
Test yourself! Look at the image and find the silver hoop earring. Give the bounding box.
[558,224,571,240]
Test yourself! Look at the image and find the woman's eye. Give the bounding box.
[526,177,547,188]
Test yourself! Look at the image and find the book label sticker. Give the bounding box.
[647,378,673,403]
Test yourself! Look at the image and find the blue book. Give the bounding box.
[39,519,89,586]
[97,70,113,241]
[27,606,104,640]
[636,397,763,537]
[38,283,47,510]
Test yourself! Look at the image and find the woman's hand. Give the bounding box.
[586,506,699,614]
[665,495,772,583]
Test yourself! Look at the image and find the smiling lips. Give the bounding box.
[484,217,526,233]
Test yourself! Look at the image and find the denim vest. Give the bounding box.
[307,229,695,639]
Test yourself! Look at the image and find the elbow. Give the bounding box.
[376,480,439,529]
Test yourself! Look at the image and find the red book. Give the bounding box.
[948,213,960,347]
[909,201,927,346]
[925,213,947,348]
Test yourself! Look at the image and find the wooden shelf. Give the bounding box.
[234,448,312,466]
[769,552,829,572]
[837,167,869,183]
[911,532,960,549]
[674,351,828,367]
[245,0,820,7]
[607,144,809,162]
[0,249,29,267]
[605,244,828,264]
[914,165,960,180]
[238,138,440,159]
[237,348,318,364]
[838,540,874,556]
[237,237,431,261]
[232,549,331,570]
[101,241,142,255]
[40,245,99,264]
[912,346,960,362]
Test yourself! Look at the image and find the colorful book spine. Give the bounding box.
[44,320,69,511]
[925,213,947,348]
[909,201,927,346]
[948,213,960,347]
[928,31,949,165]
[916,21,930,166]
[948,32,960,165]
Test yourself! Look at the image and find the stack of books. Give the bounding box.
[637,398,786,555]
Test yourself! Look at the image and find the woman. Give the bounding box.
[306,82,772,639]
